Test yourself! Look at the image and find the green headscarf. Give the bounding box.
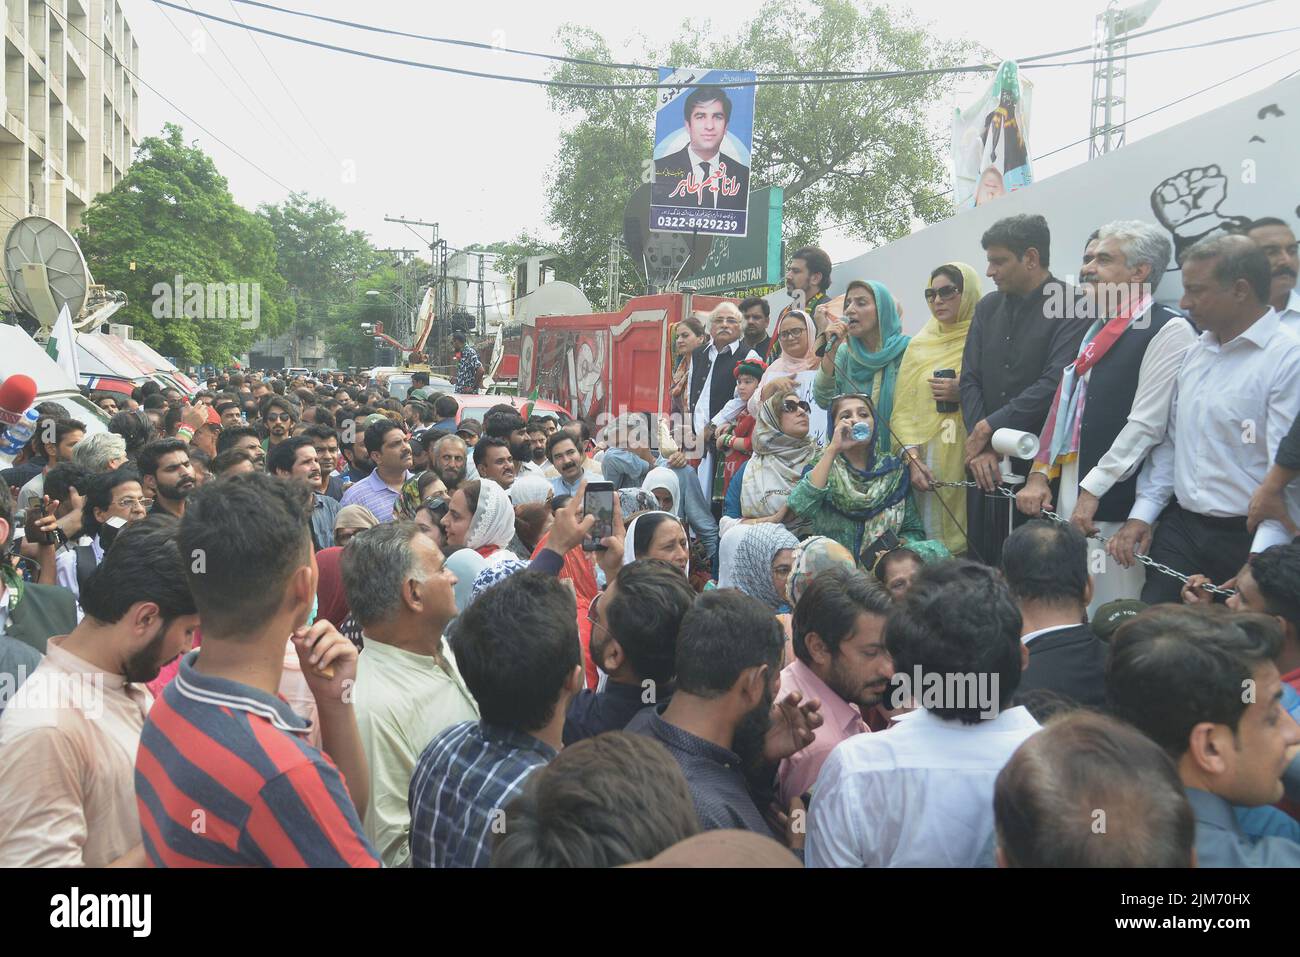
[835,280,910,433]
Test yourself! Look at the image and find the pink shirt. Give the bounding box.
[777,658,870,807]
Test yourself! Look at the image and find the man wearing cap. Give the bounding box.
[452,332,484,395]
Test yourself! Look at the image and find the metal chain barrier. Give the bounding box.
[929,480,1238,597]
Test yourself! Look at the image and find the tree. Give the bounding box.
[258,193,382,333]
[77,123,291,364]
[541,0,976,303]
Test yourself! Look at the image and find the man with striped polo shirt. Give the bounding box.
[135,472,379,867]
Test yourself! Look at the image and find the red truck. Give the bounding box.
[519,292,734,430]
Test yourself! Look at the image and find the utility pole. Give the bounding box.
[477,253,486,337]
[384,215,446,362]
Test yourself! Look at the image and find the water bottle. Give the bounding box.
[0,408,39,458]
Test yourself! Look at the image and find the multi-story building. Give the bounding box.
[0,0,139,232]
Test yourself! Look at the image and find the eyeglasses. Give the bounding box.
[265,412,293,422]
[115,496,148,509]
[587,593,604,628]
[782,399,812,414]
[777,327,806,340]
[923,285,961,303]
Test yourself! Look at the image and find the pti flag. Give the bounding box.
[650,67,755,238]
[46,304,81,384]
[952,61,1033,209]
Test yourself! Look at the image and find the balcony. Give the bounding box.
[66,41,86,78]
[65,110,85,141]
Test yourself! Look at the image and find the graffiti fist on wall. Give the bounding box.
[1151,165,1253,265]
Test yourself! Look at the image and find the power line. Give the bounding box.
[153,0,1300,91]
[46,1,295,193]
[222,0,1279,80]
[224,0,343,164]
[175,0,314,164]
[226,0,656,73]
[154,2,308,172]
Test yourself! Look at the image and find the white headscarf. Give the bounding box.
[509,473,551,505]
[466,479,517,552]
[641,467,681,515]
[623,511,688,573]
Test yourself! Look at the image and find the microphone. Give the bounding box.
[815,330,838,358]
[0,375,38,428]
[0,375,39,460]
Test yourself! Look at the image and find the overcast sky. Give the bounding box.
[124,0,1300,266]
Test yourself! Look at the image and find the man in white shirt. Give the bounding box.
[688,303,761,497]
[1245,216,1300,332]
[806,562,1039,868]
[1016,220,1196,609]
[1109,235,1300,604]
[0,520,199,867]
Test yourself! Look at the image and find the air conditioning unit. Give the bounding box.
[108,323,133,339]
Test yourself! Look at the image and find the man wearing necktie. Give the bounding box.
[652,85,750,213]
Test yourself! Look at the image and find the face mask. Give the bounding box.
[852,421,874,443]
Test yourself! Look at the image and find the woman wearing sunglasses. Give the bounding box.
[813,280,910,440]
[890,262,982,554]
[787,394,948,571]
[725,391,817,531]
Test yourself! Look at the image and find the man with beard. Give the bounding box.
[0,519,200,866]
[472,436,515,492]
[338,416,374,484]
[216,425,267,472]
[138,439,197,520]
[259,395,298,450]
[1245,216,1300,330]
[486,408,543,477]
[777,569,894,807]
[564,559,695,745]
[340,420,413,524]
[526,418,549,466]
[806,561,1039,868]
[626,589,822,842]
[269,436,342,549]
[431,434,470,491]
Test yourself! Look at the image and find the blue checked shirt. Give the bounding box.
[339,469,410,524]
[408,720,556,868]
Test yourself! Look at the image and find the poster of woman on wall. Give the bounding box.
[953,61,1034,209]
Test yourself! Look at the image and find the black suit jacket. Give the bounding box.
[7,582,79,655]
[653,147,750,211]
[1016,623,1108,710]
[689,341,751,423]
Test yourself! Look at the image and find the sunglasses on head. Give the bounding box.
[923,285,961,303]
[782,398,812,414]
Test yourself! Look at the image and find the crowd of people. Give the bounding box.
[0,209,1297,868]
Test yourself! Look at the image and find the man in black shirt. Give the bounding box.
[563,559,694,745]
[739,296,772,362]
[626,589,821,842]
[960,214,1091,562]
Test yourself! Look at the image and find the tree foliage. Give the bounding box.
[76,123,291,364]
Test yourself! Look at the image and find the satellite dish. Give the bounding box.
[4,216,91,333]
[622,184,711,292]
